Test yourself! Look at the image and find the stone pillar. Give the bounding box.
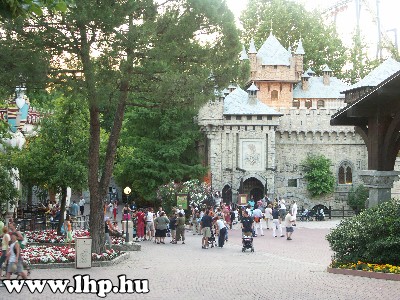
[359,170,400,208]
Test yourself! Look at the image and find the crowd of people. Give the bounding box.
[104,194,299,250]
[0,218,31,286]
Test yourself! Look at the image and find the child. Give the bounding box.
[64,216,73,247]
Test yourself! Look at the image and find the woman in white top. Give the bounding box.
[264,204,273,230]
[215,217,227,248]
[6,232,27,280]
[0,226,10,281]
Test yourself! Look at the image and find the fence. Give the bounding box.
[298,206,357,221]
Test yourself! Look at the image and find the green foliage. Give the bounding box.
[0,0,69,19]
[114,107,207,201]
[240,0,347,78]
[0,166,19,218]
[343,31,381,84]
[302,154,335,197]
[327,199,400,266]
[13,93,89,192]
[347,184,368,212]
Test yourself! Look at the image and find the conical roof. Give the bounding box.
[256,33,291,66]
[239,45,249,60]
[295,39,305,55]
[248,38,257,54]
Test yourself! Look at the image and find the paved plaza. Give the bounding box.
[4,219,399,300]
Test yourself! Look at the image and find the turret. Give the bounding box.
[248,38,257,78]
[294,39,305,79]
[306,67,316,77]
[322,65,333,86]
[228,83,237,93]
[239,45,249,61]
[301,72,310,91]
[247,82,259,105]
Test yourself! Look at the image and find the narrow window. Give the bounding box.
[271,90,278,100]
[305,99,312,109]
[292,100,300,108]
[346,166,353,184]
[338,166,345,184]
[317,100,325,108]
[257,116,262,120]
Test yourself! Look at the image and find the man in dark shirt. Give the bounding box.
[241,210,254,236]
[200,210,213,249]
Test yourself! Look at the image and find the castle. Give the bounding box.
[198,32,369,210]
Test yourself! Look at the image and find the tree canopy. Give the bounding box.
[302,154,335,197]
[114,107,206,201]
[240,0,347,77]
[1,0,242,252]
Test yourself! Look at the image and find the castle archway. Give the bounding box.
[242,177,264,201]
[221,184,232,204]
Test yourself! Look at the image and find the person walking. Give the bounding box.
[135,209,145,242]
[154,211,169,244]
[104,217,113,249]
[240,210,254,237]
[169,212,177,243]
[79,196,85,216]
[215,216,227,248]
[272,206,284,238]
[291,200,298,226]
[0,227,10,285]
[252,206,264,237]
[145,208,155,241]
[174,212,186,244]
[6,232,28,280]
[70,200,79,218]
[200,210,213,249]
[264,204,273,230]
[279,199,286,221]
[285,211,295,240]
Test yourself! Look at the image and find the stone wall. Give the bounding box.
[275,109,368,210]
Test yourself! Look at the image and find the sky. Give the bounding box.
[225,0,400,59]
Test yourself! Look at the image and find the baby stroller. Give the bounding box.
[208,228,216,248]
[242,234,254,252]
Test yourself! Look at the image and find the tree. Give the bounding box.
[302,154,335,197]
[114,107,206,201]
[0,0,69,18]
[3,0,242,253]
[13,94,88,234]
[0,166,19,219]
[347,184,368,213]
[240,0,347,77]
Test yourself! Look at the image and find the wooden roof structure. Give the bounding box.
[331,70,400,171]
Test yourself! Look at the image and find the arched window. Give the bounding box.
[305,99,312,109]
[292,99,300,108]
[338,162,353,184]
[271,90,279,100]
[317,100,325,108]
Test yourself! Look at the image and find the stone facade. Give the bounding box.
[198,33,369,210]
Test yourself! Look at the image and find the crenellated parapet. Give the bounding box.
[276,130,365,144]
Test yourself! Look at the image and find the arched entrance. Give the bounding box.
[222,185,232,204]
[242,177,264,201]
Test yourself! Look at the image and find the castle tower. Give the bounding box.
[248,38,257,78]
[247,82,259,105]
[322,64,333,86]
[301,72,310,91]
[294,39,305,80]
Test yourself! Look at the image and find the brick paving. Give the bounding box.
[3,219,399,299]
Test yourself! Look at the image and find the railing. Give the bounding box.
[298,206,357,221]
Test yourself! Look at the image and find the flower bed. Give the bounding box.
[330,261,400,274]
[25,229,125,245]
[21,245,121,265]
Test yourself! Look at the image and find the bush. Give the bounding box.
[347,184,368,212]
[326,199,400,266]
[302,154,335,197]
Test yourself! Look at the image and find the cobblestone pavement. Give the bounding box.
[3,219,399,300]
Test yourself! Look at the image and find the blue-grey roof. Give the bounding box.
[247,82,259,91]
[306,67,316,76]
[240,45,249,60]
[301,72,311,78]
[256,33,291,66]
[224,87,282,115]
[248,38,257,54]
[293,76,348,99]
[322,64,333,72]
[295,39,305,55]
[342,58,400,92]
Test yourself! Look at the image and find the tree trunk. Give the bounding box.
[27,183,33,207]
[57,186,67,235]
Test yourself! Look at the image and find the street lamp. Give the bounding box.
[123,186,132,243]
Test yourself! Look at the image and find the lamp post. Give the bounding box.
[123,187,132,243]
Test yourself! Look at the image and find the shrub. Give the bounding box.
[347,184,368,212]
[302,154,335,197]
[326,199,400,266]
